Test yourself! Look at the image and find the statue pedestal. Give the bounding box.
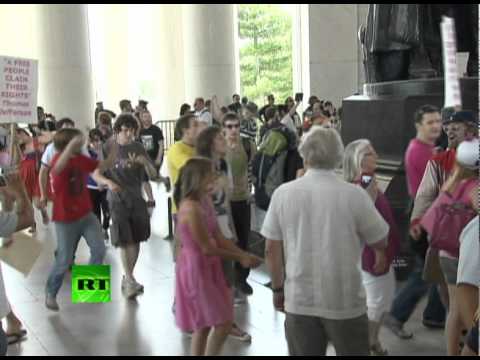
[342,77,479,168]
[342,77,478,281]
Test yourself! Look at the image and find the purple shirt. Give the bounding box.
[404,139,435,198]
[362,192,401,276]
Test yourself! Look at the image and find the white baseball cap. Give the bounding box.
[456,138,479,169]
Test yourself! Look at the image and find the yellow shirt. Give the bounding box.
[166,141,196,213]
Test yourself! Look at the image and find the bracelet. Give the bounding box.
[272,286,284,293]
[147,200,156,207]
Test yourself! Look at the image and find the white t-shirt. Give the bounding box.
[261,169,389,320]
[41,142,90,167]
[457,216,479,287]
[195,108,213,127]
[41,142,57,167]
[281,114,298,138]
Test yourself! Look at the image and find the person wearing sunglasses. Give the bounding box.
[223,112,257,298]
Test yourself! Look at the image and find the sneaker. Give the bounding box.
[123,282,139,299]
[237,281,253,296]
[121,276,144,292]
[122,275,144,292]
[229,324,252,342]
[370,343,388,356]
[45,294,59,311]
[103,230,109,241]
[422,318,445,329]
[383,314,413,339]
[121,277,143,298]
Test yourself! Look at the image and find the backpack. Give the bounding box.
[252,125,296,211]
[241,136,252,163]
[420,179,478,257]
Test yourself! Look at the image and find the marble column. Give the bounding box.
[37,4,95,131]
[182,4,236,106]
[307,4,362,108]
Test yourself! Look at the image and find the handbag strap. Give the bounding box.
[453,179,477,204]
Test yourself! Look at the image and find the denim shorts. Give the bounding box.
[438,257,459,285]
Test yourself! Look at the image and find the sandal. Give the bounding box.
[370,343,388,356]
[6,329,27,345]
[229,324,252,342]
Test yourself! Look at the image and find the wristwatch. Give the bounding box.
[272,286,284,293]
[146,200,156,208]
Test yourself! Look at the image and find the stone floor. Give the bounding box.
[2,182,447,356]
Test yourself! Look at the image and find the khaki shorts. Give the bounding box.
[285,313,369,356]
[109,197,150,248]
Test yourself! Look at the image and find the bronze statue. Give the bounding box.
[359,4,478,83]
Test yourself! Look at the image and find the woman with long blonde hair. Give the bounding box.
[423,138,479,355]
[173,157,262,356]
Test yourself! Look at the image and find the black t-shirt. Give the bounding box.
[285,149,304,182]
[228,102,242,114]
[139,125,164,162]
[259,104,271,122]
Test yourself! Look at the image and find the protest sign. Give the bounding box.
[0,56,38,124]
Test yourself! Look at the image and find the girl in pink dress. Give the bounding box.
[173,157,262,356]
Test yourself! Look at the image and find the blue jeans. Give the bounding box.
[46,213,106,297]
[390,255,446,324]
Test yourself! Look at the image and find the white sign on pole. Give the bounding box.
[441,16,462,109]
[0,55,38,124]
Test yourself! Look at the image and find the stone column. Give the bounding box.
[37,4,95,131]
[307,4,360,107]
[182,4,236,106]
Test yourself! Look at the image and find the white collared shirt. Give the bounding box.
[261,168,389,320]
[457,216,479,287]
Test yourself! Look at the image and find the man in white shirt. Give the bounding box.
[193,97,212,130]
[262,127,389,356]
[280,100,302,139]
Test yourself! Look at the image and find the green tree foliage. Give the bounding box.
[238,5,293,106]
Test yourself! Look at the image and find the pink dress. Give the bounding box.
[175,199,233,332]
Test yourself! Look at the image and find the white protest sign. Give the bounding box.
[441,16,461,109]
[0,56,38,124]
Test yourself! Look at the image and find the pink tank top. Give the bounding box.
[177,198,219,254]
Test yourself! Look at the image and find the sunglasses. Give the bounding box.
[225,124,240,129]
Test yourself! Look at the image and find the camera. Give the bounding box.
[360,174,373,189]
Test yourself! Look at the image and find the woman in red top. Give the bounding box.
[16,128,52,227]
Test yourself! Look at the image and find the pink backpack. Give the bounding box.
[421,179,478,258]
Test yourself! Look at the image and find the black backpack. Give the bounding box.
[252,125,297,211]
